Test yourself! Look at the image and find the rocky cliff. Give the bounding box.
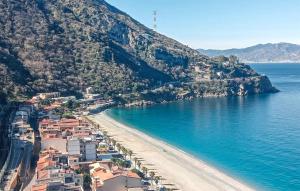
[0,0,277,102]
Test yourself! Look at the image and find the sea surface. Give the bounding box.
[106,64,300,191]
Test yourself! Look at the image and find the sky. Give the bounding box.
[106,0,300,49]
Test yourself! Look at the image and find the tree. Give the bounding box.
[121,146,127,159]
[83,173,92,189]
[133,157,138,168]
[111,158,118,166]
[107,137,111,144]
[137,161,141,170]
[149,171,155,185]
[112,139,117,149]
[40,98,52,106]
[155,176,160,185]
[128,150,133,160]
[66,99,79,110]
[103,131,108,137]
[62,112,75,119]
[116,143,121,152]
[119,160,126,169]
[142,167,148,176]
[0,92,7,105]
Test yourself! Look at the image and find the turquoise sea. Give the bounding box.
[106,64,300,191]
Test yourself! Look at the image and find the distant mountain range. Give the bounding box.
[198,43,300,63]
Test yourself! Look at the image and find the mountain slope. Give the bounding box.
[0,0,277,102]
[198,43,300,63]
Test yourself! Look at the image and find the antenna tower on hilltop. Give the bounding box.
[153,10,157,31]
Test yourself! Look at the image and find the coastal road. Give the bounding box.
[7,139,24,171]
[20,142,33,177]
[2,139,25,190]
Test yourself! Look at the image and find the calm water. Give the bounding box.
[106,64,300,191]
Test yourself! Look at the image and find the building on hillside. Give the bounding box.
[86,87,93,95]
[15,110,29,122]
[84,94,102,100]
[37,92,61,100]
[53,96,76,103]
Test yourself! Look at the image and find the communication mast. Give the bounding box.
[153,10,157,31]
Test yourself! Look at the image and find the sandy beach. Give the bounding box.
[88,112,255,191]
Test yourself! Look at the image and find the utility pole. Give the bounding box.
[153,10,157,31]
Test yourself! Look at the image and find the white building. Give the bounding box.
[86,87,93,95]
[84,141,97,161]
[67,137,96,161]
[15,111,29,122]
[81,138,97,161]
[67,137,81,155]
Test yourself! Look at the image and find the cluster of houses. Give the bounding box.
[29,92,163,191]
[32,116,145,190]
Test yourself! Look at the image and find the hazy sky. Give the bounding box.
[106,0,300,49]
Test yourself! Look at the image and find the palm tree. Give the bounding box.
[128,150,133,160]
[116,143,121,152]
[121,146,128,159]
[137,161,141,170]
[154,176,160,185]
[133,157,138,168]
[111,158,118,166]
[107,137,111,144]
[142,167,148,177]
[103,130,108,137]
[149,171,155,185]
[112,139,117,149]
[83,173,92,190]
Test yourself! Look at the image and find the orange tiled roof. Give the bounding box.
[92,169,114,181]
[92,167,140,182]
[37,170,50,180]
[37,160,56,171]
[32,183,47,191]
[127,171,140,179]
[37,149,60,171]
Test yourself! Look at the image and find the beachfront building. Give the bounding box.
[82,138,97,161]
[67,136,97,161]
[89,163,143,191]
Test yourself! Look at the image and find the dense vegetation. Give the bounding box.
[0,0,277,102]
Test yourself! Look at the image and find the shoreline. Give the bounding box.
[88,112,256,191]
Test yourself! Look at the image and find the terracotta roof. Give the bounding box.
[32,183,47,191]
[127,171,140,179]
[37,160,56,171]
[91,165,140,183]
[37,170,50,180]
[92,169,114,181]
